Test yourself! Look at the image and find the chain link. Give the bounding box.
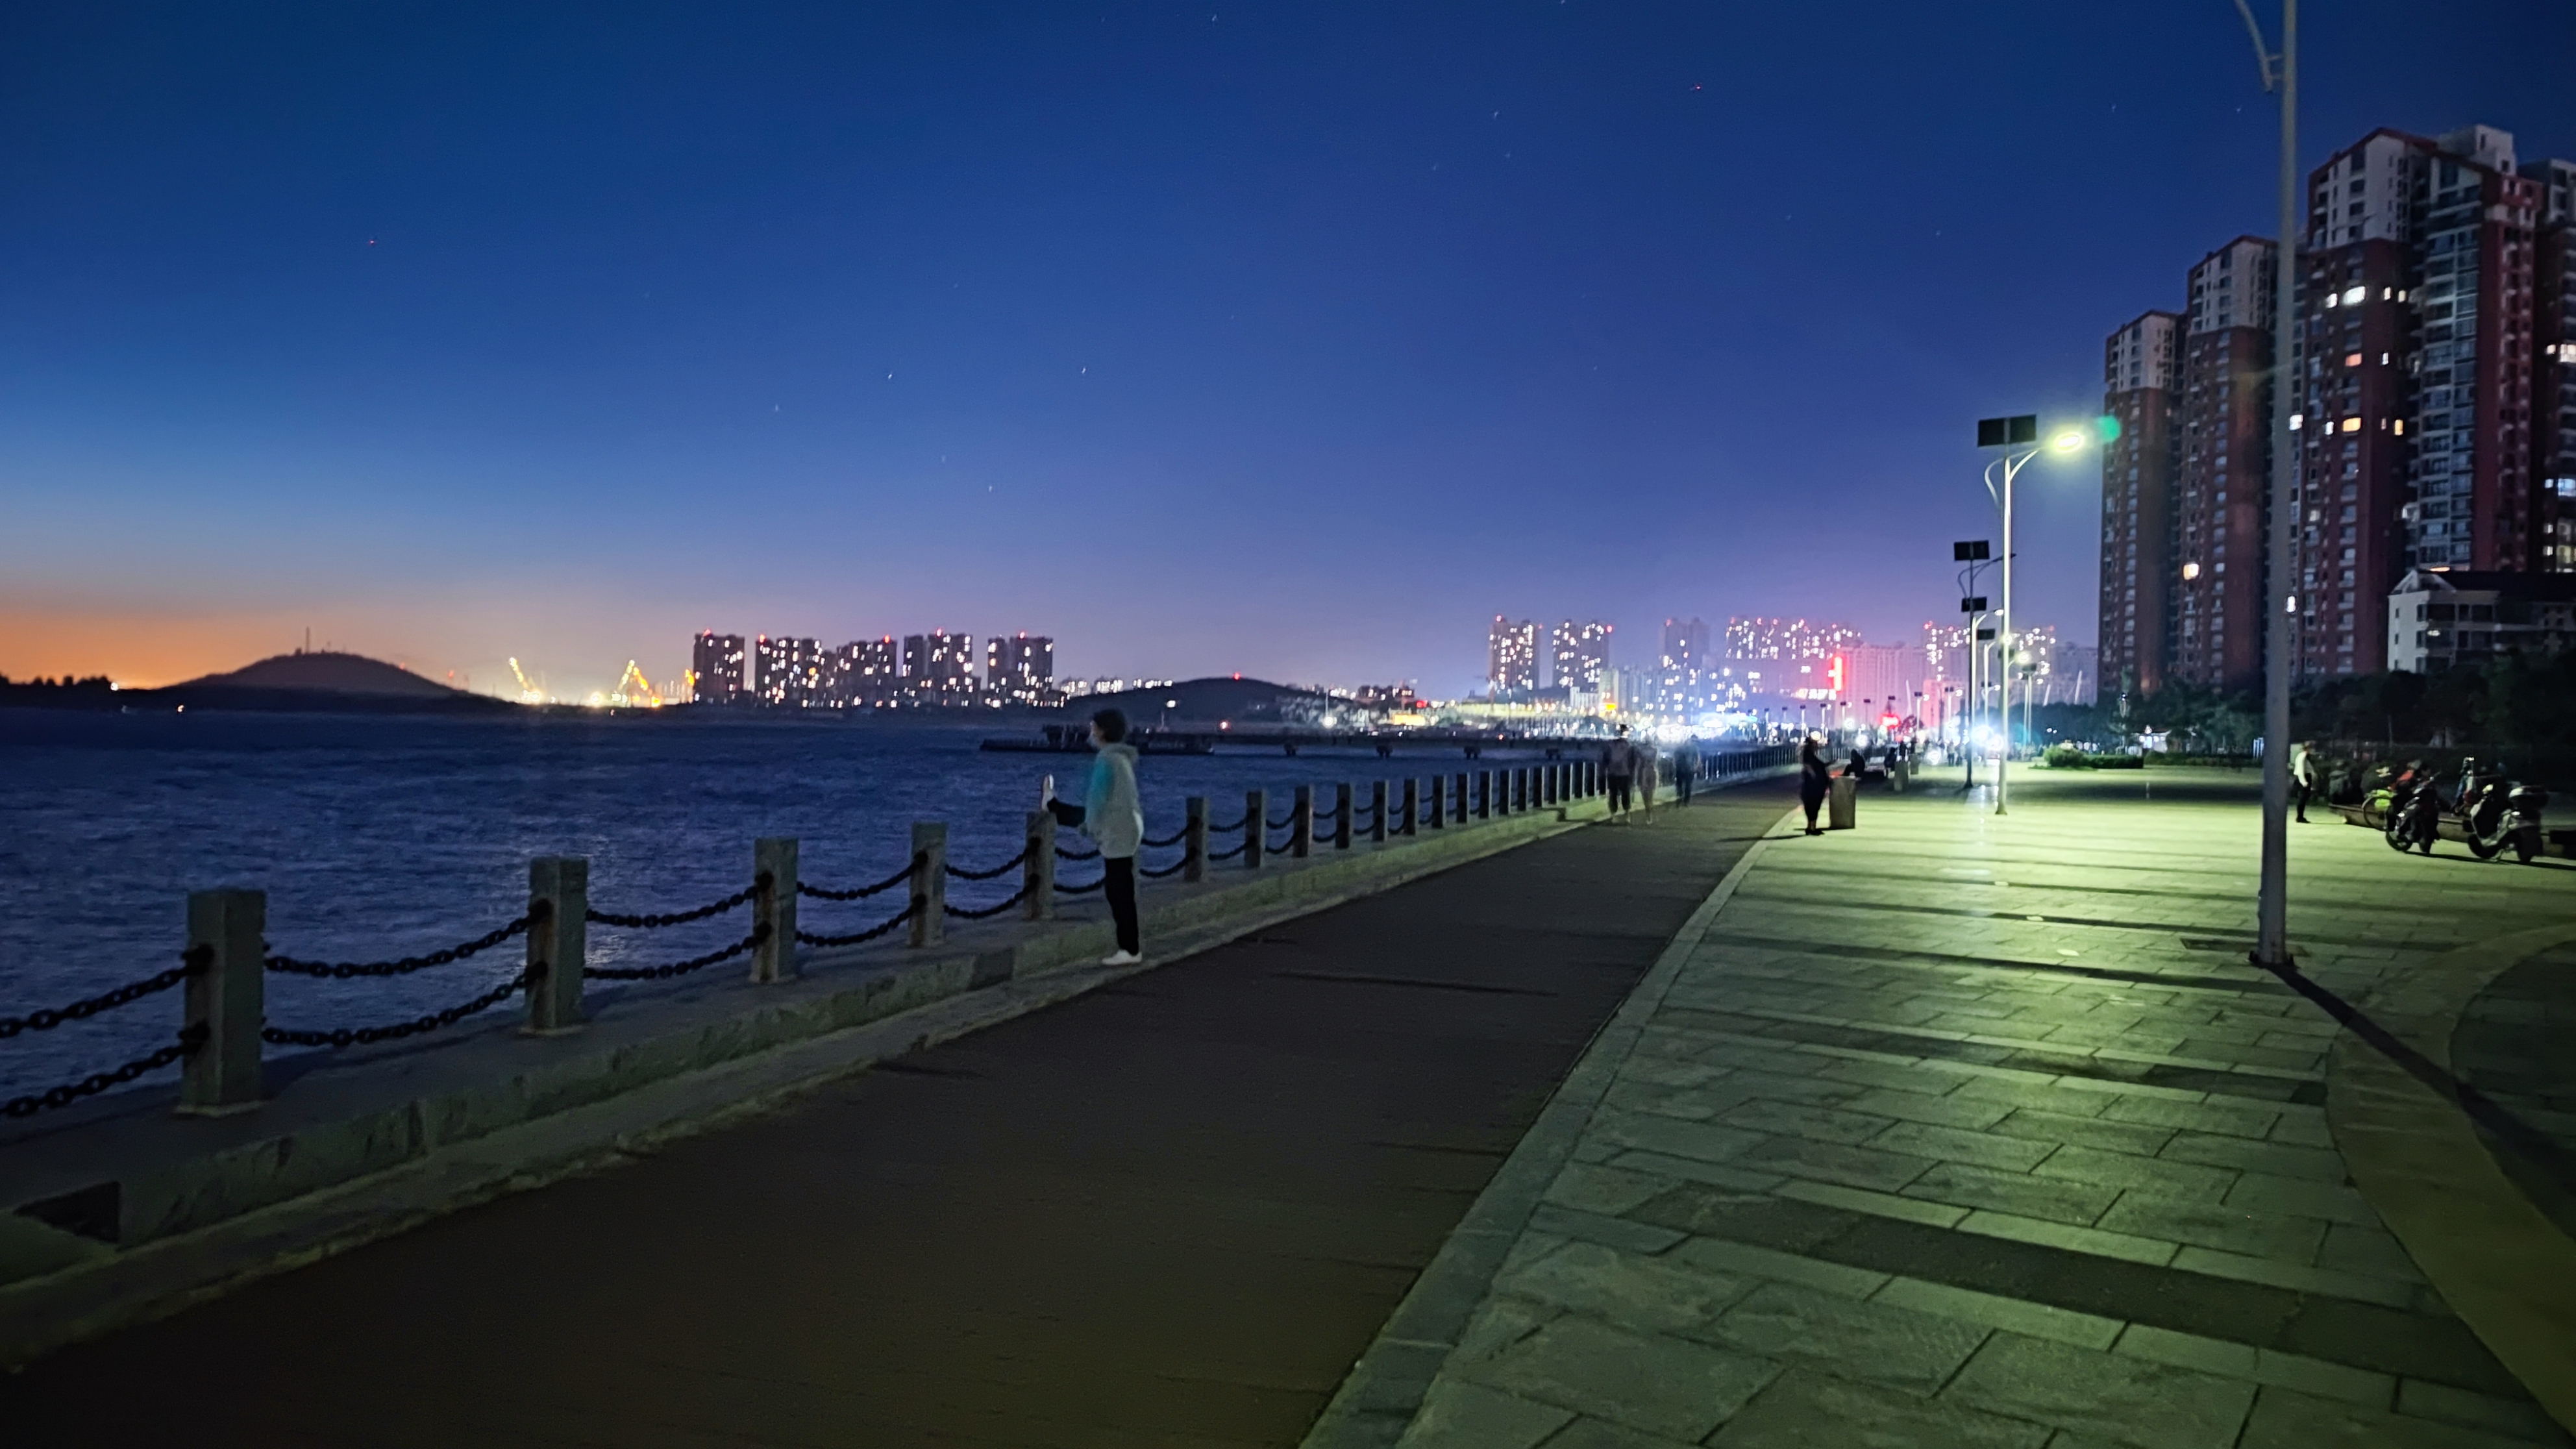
[1209,815,1248,834]
[1,1026,206,1119]
[1207,843,1248,863]
[1053,874,1107,894]
[265,915,534,978]
[1140,858,1189,879]
[1267,813,1296,831]
[262,968,535,1048]
[1142,828,1187,848]
[587,880,758,930]
[1,949,206,1039]
[583,924,771,980]
[799,854,923,902]
[1053,844,1100,862]
[794,905,916,948]
[945,884,1033,919]
[947,845,1033,881]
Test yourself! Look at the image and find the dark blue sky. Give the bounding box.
[3,2,2568,693]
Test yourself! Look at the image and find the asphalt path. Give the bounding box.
[8,783,1790,1448]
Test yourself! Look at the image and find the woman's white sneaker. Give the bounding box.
[1100,949,1144,967]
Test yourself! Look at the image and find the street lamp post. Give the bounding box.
[2235,0,2297,971]
[1976,419,2093,815]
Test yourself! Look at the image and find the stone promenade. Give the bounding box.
[1342,766,2576,1449]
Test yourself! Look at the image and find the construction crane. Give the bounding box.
[608,660,662,708]
[506,658,545,704]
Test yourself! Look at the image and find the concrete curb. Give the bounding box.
[0,788,1630,1367]
[1295,806,1795,1449]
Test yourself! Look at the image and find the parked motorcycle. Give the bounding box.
[2381,766,2440,854]
[2460,767,2549,863]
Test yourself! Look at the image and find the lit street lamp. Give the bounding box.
[1974,419,2093,813]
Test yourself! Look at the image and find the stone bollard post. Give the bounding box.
[1454,772,1468,821]
[1542,765,1557,807]
[1370,780,1389,843]
[1024,811,1055,919]
[1184,797,1209,882]
[1511,767,1525,811]
[1398,778,1418,837]
[1333,783,1353,849]
[525,857,588,1034]
[1292,785,1314,858]
[1426,775,1444,828]
[1476,770,1491,819]
[180,889,264,1115]
[910,823,946,947]
[752,837,799,983]
[1245,789,1266,869]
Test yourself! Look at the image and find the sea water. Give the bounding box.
[0,708,1565,1104]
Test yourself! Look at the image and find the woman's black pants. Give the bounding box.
[1106,855,1139,954]
[1607,775,1632,812]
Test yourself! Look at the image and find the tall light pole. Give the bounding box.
[2236,0,2297,970]
[1977,419,2096,815]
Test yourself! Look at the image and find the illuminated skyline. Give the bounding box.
[3,4,2567,696]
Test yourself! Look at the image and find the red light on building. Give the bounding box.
[1827,654,1846,695]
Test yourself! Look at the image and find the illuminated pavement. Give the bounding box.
[1326,766,2576,1448]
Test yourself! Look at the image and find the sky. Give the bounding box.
[3,2,2570,697]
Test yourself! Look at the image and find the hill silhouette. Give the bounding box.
[177,651,469,698]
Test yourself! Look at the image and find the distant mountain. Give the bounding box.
[176,651,469,699]
[145,651,516,713]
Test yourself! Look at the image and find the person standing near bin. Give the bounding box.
[1046,708,1145,965]
[1798,735,1831,836]
[1602,727,1637,822]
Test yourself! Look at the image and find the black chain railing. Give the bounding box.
[1054,874,1107,894]
[586,881,757,930]
[1209,815,1248,834]
[2,1025,206,1119]
[1266,812,1296,831]
[947,885,1034,919]
[800,855,923,902]
[947,846,1033,882]
[1208,843,1248,863]
[264,967,538,1048]
[1140,858,1189,879]
[1053,844,1100,862]
[585,923,773,980]
[1142,827,1187,848]
[795,906,916,949]
[2,948,206,1039]
[264,914,535,979]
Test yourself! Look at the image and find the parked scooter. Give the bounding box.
[2381,760,2442,854]
[2460,765,2550,863]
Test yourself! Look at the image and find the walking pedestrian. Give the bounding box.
[1636,739,1660,821]
[1602,727,1637,822]
[1674,739,1700,805]
[1799,735,1831,836]
[2290,739,2318,824]
[1046,707,1145,965]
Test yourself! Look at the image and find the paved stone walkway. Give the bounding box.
[1363,767,2576,1448]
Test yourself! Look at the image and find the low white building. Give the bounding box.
[2384,569,2576,673]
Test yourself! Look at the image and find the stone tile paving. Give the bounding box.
[1370,769,2576,1448]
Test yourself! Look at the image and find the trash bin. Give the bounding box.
[1828,774,1859,830]
[1890,760,1909,793]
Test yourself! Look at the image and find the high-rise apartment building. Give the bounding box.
[2523,157,2575,568]
[2100,312,2181,697]
[2291,125,2566,678]
[1722,617,1862,664]
[755,636,824,707]
[1549,619,1611,692]
[985,634,1056,704]
[691,631,747,704]
[903,630,976,696]
[1658,617,1711,704]
[1487,617,1537,695]
[829,636,900,708]
[2171,237,2277,692]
